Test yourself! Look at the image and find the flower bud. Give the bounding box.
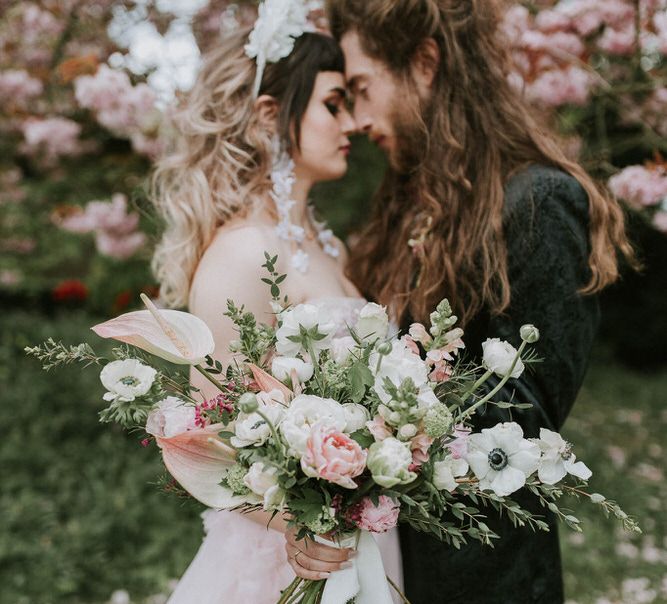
[398,423,418,439]
[520,324,540,344]
[238,392,258,414]
[590,493,606,504]
[376,342,393,356]
[388,411,402,425]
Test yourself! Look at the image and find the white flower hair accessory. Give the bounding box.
[244,0,310,97]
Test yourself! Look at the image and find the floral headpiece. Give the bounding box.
[244,0,310,98]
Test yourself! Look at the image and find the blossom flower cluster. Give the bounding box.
[54,193,147,260]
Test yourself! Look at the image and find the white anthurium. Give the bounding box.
[465,422,541,497]
[482,338,525,379]
[355,302,389,342]
[433,455,469,492]
[275,303,336,358]
[100,359,157,402]
[271,356,314,383]
[342,403,371,433]
[280,394,346,457]
[532,428,592,485]
[92,294,215,365]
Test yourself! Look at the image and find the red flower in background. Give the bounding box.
[52,279,88,303]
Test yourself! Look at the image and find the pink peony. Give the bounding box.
[608,165,667,208]
[301,424,367,489]
[366,415,392,441]
[354,496,400,533]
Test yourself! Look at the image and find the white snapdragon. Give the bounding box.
[275,304,336,358]
[465,422,540,497]
[271,356,314,383]
[231,406,284,448]
[367,437,417,488]
[532,428,592,485]
[145,396,196,438]
[482,338,525,379]
[342,403,371,433]
[355,302,389,342]
[433,455,469,492]
[100,359,156,403]
[280,394,346,457]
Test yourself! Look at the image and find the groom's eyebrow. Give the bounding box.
[329,86,347,98]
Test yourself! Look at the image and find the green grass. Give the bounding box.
[2,309,665,604]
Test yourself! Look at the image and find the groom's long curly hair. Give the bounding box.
[328,0,636,327]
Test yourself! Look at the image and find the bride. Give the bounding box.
[150,6,402,604]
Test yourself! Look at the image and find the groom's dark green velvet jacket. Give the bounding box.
[399,165,600,604]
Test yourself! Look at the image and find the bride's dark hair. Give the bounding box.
[152,31,344,308]
[328,0,637,326]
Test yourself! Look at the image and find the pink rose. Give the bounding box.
[366,415,392,441]
[410,433,434,469]
[301,424,367,489]
[354,496,400,533]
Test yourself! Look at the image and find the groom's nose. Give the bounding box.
[354,110,372,134]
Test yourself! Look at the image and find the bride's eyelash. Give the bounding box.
[325,101,340,116]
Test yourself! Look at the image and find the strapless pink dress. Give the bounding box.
[167,298,403,604]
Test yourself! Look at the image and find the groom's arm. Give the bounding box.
[469,166,600,437]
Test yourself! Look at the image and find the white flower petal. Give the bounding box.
[488,465,527,497]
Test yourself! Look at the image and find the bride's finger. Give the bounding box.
[285,543,351,573]
[285,531,353,562]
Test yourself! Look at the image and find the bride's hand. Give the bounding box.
[284,526,355,581]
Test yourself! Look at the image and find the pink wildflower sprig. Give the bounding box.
[194,393,234,428]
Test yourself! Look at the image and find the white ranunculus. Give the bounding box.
[433,455,469,492]
[280,394,346,457]
[145,396,196,438]
[101,359,157,403]
[532,428,592,485]
[369,339,430,404]
[263,484,286,511]
[342,403,371,433]
[331,336,357,365]
[271,356,314,383]
[243,461,279,497]
[465,422,541,497]
[275,303,336,358]
[230,406,284,448]
[482,338,525,379]
[355,302,389,342]
[367,437,417,488]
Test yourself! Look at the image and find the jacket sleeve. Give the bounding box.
[470,167,600,437]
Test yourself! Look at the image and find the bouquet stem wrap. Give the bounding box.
[314,531,394,604]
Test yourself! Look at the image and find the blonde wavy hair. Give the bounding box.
[151,29,273,308]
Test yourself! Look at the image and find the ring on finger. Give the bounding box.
[294,550,303,566]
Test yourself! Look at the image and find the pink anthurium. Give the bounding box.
[155,424,254,509]
[248,363,293,402]
[91,294,215,365]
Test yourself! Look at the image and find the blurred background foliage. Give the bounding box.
[1,1,666,603]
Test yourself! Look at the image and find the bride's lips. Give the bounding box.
[340,144,351,156]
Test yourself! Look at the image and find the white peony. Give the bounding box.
[271,356,314,383]
[145,396,196,438]
[280,394,346,457]
[465,422,541,497]
[342,403,371,433]
[355,302,389,342]
[331,336,357,365]
[366,437,417,488]
[243,461,284,510]
[100,358,156,403]
[532,428,592,485]
[482,338,525,379]
[275,304,336,358]
[433,455,469,492]
[230,406,284,448]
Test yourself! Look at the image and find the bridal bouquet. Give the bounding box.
[27,254,639,604]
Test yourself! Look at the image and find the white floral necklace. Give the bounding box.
[270,147,339,274]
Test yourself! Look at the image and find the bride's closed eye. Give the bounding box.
[324,101,340,116]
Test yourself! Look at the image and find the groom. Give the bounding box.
[326,1,634,602]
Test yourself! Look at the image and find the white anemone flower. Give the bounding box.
[100,359,157,402]
[465,422,541,497]
[532,428,592,485]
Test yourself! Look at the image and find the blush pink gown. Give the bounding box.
[167,298,403,604]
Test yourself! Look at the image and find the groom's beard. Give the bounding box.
[387,94,431,175]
